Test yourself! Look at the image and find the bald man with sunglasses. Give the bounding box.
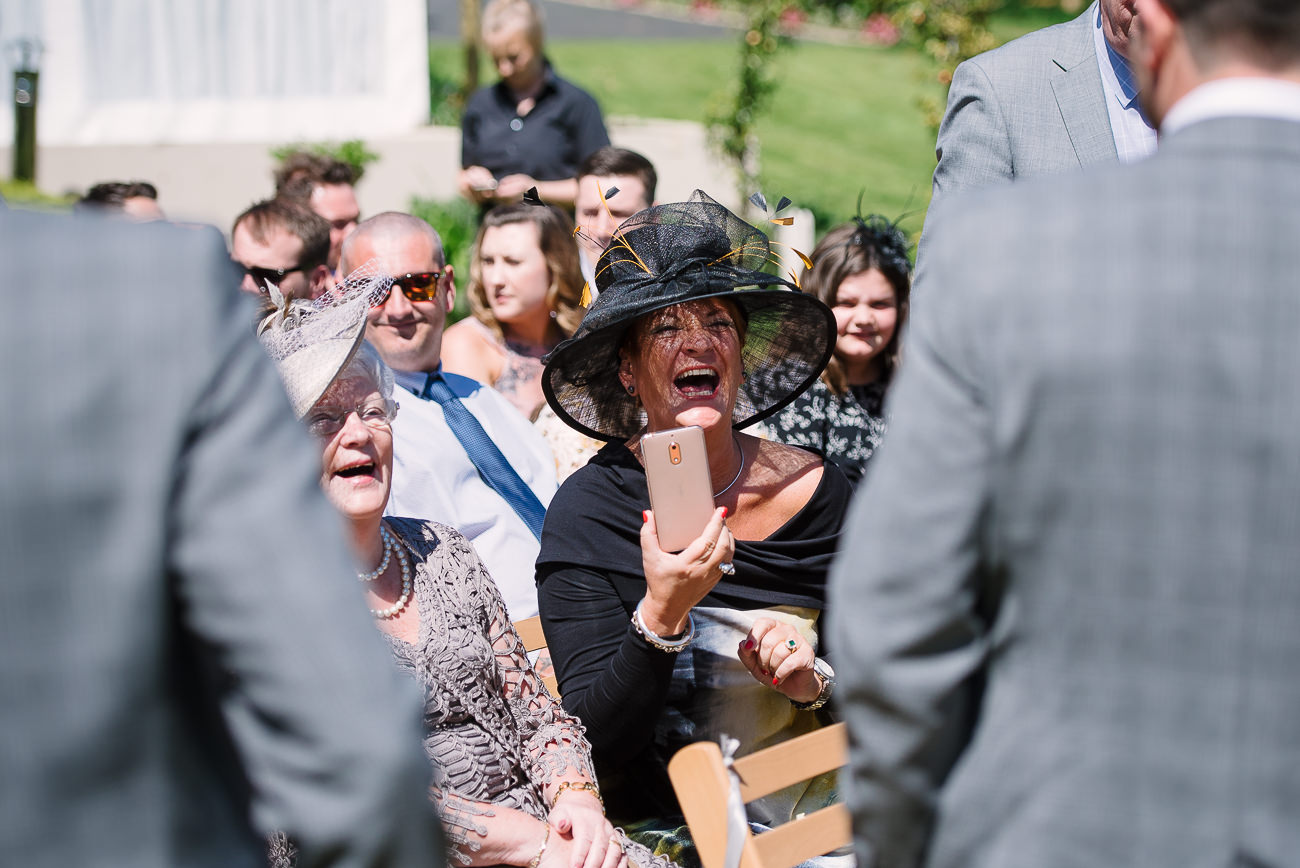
[341,212,558,620]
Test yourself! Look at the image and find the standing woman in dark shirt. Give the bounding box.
[459,0,610,211]
[763,216,911,487]
[536,192,850,863]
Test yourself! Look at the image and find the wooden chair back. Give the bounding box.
[512,615,560,697]
[667,722,851,868]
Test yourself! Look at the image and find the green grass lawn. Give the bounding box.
[433,37,940,236]
[432,0,1073,240]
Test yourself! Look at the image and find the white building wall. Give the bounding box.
[0,0,430,145]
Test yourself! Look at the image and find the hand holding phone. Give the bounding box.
[638,426,737,634]
[638,506,735,636]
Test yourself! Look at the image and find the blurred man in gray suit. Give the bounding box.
[832,0,1300,865]
[0,212,443,868]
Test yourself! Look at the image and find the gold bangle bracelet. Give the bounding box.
[549,780,604,810]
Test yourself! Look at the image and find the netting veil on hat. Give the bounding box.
[542,190,835,441]
[257,261,393,418]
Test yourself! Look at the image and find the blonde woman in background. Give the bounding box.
[458,0,609,209]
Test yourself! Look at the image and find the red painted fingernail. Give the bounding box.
[772,677,780,686]
[642,510,650,523]
[721,507,728,519]
[742,639,754,650]
[761,669,769,677]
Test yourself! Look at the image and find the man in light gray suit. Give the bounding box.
[0,212,443,868]
[916,0,1155,277]
[831,0,1300,865]
[931,0,1153,202]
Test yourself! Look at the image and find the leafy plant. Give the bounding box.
[408,195,480,323]
[707,0,789,209]
[1,179,75,211]
[429,52,465,126]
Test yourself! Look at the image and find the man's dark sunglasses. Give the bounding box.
[371,272,445,307]
[235,261,307,291]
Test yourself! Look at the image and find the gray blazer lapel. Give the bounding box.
[1049,8,1118,168]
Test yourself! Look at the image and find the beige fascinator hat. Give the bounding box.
[257,261,392,418]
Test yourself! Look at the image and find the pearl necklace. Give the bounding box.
[713,433,746,498]
[362,525,413,620]
[358,525,395,582]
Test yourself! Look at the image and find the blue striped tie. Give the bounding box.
[421,373,546,540]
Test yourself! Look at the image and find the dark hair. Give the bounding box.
[467,203,585,341]
[577,147,658,205]
[802,216,911,395]
[274,152,359,202]
[232,199,330,272]
[77,181,158,211]
[1164,0,1300,66]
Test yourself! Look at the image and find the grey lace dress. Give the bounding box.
[271,516,670,868]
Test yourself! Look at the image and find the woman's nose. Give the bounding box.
[681,325,712,351]
[336,411,373,445]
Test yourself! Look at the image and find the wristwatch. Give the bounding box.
[791,657,834,711]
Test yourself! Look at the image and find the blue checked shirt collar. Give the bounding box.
[1093,4,1156,163]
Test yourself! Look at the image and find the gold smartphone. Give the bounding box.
[641,425,715,553]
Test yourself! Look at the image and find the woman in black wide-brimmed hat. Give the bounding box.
[537,191,853,863]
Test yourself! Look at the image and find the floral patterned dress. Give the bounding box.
[760,378,887,489]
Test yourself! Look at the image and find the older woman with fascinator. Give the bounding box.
[761,215,911,487]
[537,192,851,862]
[257,271,672,868]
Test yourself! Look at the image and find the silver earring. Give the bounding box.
[626,384,637,396]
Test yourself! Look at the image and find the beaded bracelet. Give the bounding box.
[549,780,603,810]
[631,601,696,653]
[526,823,551,868]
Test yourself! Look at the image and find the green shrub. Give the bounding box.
[2,179,74,211]
[270,140,381,182]
[409,195,479,323]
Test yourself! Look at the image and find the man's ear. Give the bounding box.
[1132,0,1176,79]
[309,265,333,300]
[442,264,457,312]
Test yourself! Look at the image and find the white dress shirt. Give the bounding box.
[386,367,558,620]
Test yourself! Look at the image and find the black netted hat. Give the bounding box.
[542,190,835,441]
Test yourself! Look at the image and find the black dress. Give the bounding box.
[535,441,851,826]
